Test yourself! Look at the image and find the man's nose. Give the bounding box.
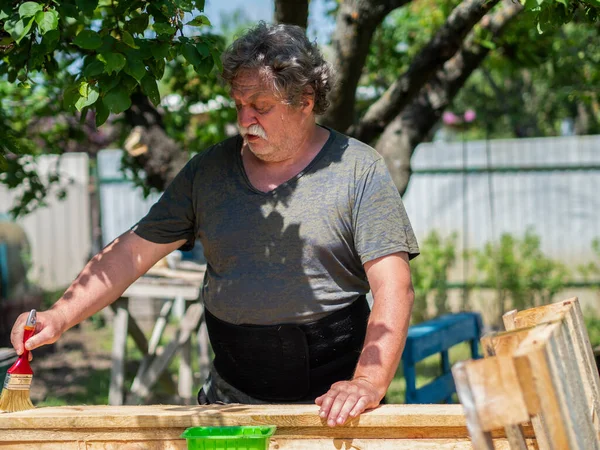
[237,106,256,128]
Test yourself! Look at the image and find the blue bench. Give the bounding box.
[402,312,483,404]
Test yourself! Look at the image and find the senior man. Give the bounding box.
[11,22,419,426]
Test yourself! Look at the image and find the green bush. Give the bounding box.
[473,228,570,325]
[410,231,458,323]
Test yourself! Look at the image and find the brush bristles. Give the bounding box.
[0,388,34,412]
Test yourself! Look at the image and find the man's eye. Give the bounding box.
[255,105,271,113]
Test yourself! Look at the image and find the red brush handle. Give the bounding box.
[7,326,35,375]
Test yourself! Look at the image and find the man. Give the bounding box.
[11,22,419,426]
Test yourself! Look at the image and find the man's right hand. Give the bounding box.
[11,309,68,357]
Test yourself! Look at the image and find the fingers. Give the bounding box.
[10,313,28,355]
[24,324,60,351]
[316,381,380,427]
[11,311,64,355]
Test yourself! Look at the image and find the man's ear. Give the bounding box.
[301,88,315,114]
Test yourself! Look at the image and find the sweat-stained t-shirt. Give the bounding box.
[133,126,419,325]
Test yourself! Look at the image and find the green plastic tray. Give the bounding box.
[181,425,276,450]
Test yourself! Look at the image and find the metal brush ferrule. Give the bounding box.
[25,310,37,328]
[3,373,33,390]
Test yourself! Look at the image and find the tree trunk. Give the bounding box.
[376,0,523,195]
[274,0,309,28]
[353,0,502,145]
[319,0,411,132]
[124,92,188,191]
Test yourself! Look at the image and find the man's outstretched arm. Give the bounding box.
[11,230,186,355]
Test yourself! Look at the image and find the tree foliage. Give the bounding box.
[1,0,223,215]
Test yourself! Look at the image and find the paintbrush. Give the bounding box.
[0,309,36,413]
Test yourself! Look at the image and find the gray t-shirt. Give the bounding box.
[134,127,419,325]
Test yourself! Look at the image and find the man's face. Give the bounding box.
[231,70,309,162]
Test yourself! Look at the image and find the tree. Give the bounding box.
[2,0,600,214]
[1,0,221,215]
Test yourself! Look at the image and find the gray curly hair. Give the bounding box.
[221,22,334,115]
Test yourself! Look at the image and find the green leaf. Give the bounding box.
[141,74,160,106]
[95,98,110,126]
[0,4,11,20]
[104,85,131,114]
[98,74,121,92]
[98,52,127,75]
[35,9,59,35]
[73,30,102,49]
[194,57,213,76]
[148,58,165,79]
[211,47,223,72]
[195,0,205,11]
[121,30,138,48]
[18,2,42,18]
[76,0,99,16]
[153,22,176,35]
[182,42,203,67]
[196,42,210,57]
[63,85,81,110]
[75,82,100,111]
[5,16,35,44]
[83,60,105,77]
[125,14,149,34]
[124,59,146,83]
[186,15,211,27]
[41,29,60,50]
[174,0,194,11]
[150,42,170,59]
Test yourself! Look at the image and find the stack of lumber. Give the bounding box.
[452,297,600,450]
[0,404,534,449]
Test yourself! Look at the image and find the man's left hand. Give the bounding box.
[315,378,382,427]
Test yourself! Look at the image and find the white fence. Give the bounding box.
[0,154,91,291]
[403,134,600,278]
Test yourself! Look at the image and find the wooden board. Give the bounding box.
[0,404,536,448]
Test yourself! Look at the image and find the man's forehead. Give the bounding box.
[230,70,278,100]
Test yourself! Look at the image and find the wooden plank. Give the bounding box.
[196,314,210,383]
[452,361,494,450]
[134,303,203,400]
[0,438,540,450]
[0,404,470,430]
[128,299,174,402]
[506,297,600,438]
[108,298,129,406]
[122,281,199,300]
[480,327,532,357]
[480,326,548,448]
[514,321,598,450]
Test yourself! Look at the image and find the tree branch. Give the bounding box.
[319,0,411,132]
[274,0,309,28]
[353,0,502,144]
[375,0,524,195]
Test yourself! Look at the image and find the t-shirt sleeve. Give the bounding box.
[353,158,420,264]
[132,157,197,251]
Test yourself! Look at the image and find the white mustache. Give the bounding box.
[239,124,268,141]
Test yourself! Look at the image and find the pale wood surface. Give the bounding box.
[0,438,539,450]
[514,321,599,450]
[0,404,470,430]
[505,297,600,439]
[108,298,129,406]
[481,326,548,448]
[0,404,538,449]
